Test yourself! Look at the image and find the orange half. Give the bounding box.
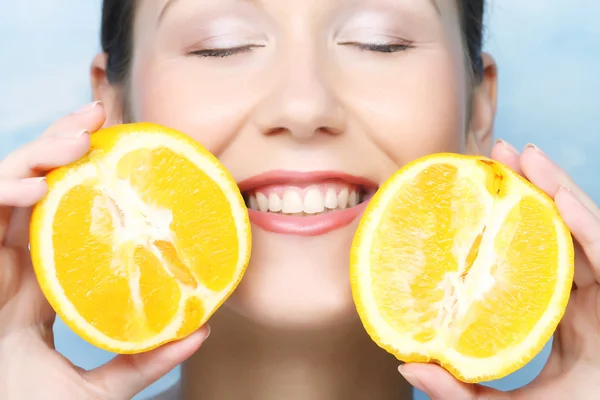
[350,153,574,383]
[30,123,251,354]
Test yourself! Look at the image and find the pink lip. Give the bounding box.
[238,170,377,237]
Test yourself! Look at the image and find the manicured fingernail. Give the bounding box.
[557,185,584,206]
[524,143,541,152]
[558,184,592,213]
[524,143,552,162]
[75,101,102,114]
[398,366,426,392]
[59,129,89,139]
[22,177,46,184]
[496,139,519,154]
[198,324,211,342]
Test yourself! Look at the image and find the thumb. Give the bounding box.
[84,325,210,400]
[399,363,511,400]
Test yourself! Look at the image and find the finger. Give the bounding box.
[40,101,104,139]
[0,178,48,208]
[0,136,91,241]
[0,130,93,181]
[4,208,33,249]
[572,241,596,288]
[554,186,600,280]
[0,178,48,247]
[399,363,510,400]
[520,144,600,221]
[84,326,210,400]
[0,101,105,180]
[491,139,523,176]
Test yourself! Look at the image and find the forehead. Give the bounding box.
[149,0,449,23]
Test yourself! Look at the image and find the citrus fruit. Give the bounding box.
[350,153,574,383]
[30,123,251,354]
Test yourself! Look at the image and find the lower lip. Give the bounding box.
[247,201,370,236]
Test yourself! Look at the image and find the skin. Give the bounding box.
[0,0,599,399]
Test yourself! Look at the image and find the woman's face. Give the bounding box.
[94,0,497,330]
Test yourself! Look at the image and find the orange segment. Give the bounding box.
[153,240,199,290]
[135,245,182,335]
[116,147,239,293]
[30,122,251,354]
[455,197,559,358]
[53,184,142,342]
[369,163,486,345]
[351,153,574,383]
[176,297,206,338]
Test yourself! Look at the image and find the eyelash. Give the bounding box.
[189,41,414,58]
[353,43,413,53]
[189,45,258,58]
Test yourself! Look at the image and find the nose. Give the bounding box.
[254,48,345,141]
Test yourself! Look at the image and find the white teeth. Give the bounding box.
[249,195,259,210]
[324,188,338,209]
[268,193,282,212]
[348,191,358,208]
[256,192,269,212]
[338,188,349,209]
[282,190,303,213]
[303,187,325,214]
[249,186,363,215]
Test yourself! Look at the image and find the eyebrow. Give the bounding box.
[428,0,440,14]
[158,0,259,23]
[158,0,181,23]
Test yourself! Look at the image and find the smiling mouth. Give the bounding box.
[237,171,378,236]
[242,179,374,216]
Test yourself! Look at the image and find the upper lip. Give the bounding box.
[237,170,379,193]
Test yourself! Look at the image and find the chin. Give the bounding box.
[224,225,361,331]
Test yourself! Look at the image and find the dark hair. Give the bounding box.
[101,0,135,84]
[101,0,485,84]
[459,0,485,79]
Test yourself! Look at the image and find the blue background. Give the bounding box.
[1,1,598,398]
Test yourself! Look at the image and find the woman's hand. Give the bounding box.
[398,140,600,399]
[0,102,209,400]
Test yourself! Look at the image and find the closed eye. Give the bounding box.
[189,45,264,58]
[339,41,414,53]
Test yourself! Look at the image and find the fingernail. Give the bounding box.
[398,365,426,392]
[524,143,552,162]
[558,184,592,213]
[77,129,90,138]
[22,177,46,184]
[75,101,102,114]
[204,324,211,340]
[524,143,542,152]
[496,139,519,154]
[59,129,89,139]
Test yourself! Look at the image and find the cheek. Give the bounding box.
[128,57,263,155]
[337,49,468,163]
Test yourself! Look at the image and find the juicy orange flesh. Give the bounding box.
[116,148,239,293]
[52,146,238,341]
[135,246,182,334]
[54,184,145,341]
[455,198,558,357]
[369,163,559,357]
[176,296,206,338]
